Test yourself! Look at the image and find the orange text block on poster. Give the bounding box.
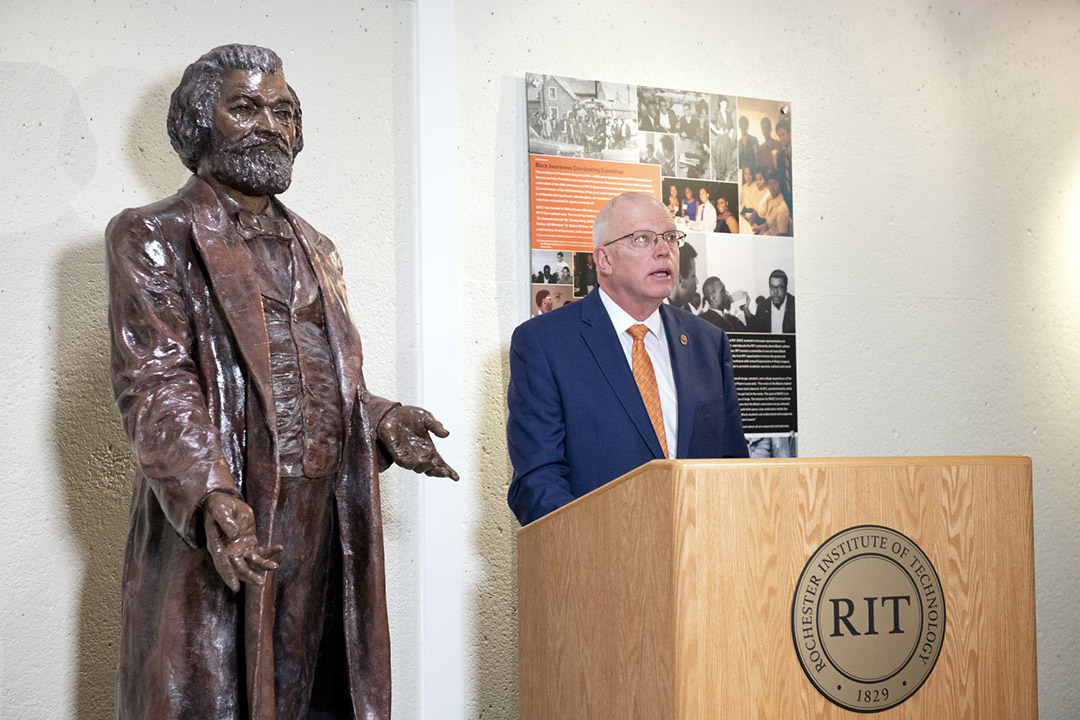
[530,155,662,252]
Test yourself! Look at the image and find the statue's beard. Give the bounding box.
[207,132,294,196]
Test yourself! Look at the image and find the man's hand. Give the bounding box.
[203,491,283,593]
[377,405,459,480]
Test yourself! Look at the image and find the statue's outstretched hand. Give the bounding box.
[377,405,459,481]
[203,491,283,592]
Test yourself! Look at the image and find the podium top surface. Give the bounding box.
[519,455,1031,534]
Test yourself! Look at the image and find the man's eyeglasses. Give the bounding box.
[602,230,686,251]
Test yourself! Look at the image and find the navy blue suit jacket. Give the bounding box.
[507,289,749,525]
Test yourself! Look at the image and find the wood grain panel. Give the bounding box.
[519,457,1037,719]
[518,464,679,719]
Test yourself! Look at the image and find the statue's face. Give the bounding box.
[203,69,298,195]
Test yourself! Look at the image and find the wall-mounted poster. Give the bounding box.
[525,72,797,455]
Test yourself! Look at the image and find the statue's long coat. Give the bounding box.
[107,175,393,719]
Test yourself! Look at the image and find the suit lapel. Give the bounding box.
[580,291,664,459]
[279,204,364,433]
[182,177,276,431]
[660,304,695,459]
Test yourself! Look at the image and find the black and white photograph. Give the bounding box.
[573,252,597,297]
[530,283,575,317]
[530,249,574,285]
[661,178,739,234]
[638,132,662,165]
[674,135,710,179]
[526,73,638,162]
[644,133,678,176]
[637,86,709,145]
[675,235,794,334]
[666,231,707,315]
[709,94,738,182]
[746,266,795,334]
[746,433,798,458]
[638,131,678,176]
[636,86,677,134]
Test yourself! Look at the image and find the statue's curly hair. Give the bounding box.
[167,44,304,172]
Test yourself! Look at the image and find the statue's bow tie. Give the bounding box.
[236,210,293,241]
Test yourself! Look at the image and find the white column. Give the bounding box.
[416,0,464,717]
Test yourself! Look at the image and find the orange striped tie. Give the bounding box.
[627,324,669,458]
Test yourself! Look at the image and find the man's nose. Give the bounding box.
[253,106,286,134]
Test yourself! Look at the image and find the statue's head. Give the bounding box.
[168,44,304,195]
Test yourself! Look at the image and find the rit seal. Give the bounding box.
[791,525,946,712]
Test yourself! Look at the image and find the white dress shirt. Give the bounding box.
[598,287,679,456]
[695,201,718,232]
[770,297,788,334]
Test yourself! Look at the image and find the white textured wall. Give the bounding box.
[4,0,1080,718]
[0,2,422,718]
[454,1,1080,718]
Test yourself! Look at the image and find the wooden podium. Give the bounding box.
[517,457,1037,718]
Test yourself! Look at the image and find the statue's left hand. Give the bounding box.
[377,405,459,480]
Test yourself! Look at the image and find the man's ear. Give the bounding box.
[594,247,613,276]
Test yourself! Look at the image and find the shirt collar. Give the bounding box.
[235,210,294,241]
[598,287,664,339]
[213,189,292,241]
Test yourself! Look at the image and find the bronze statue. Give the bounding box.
[107,44,456,720]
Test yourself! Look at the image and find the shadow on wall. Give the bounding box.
[49,72,187,720]
[53,239,132,720]
[468,349,519,720]
[124,76,193,200]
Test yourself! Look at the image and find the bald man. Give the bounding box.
[507,192,748,525]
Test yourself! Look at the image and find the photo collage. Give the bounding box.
[526,73,797,451]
